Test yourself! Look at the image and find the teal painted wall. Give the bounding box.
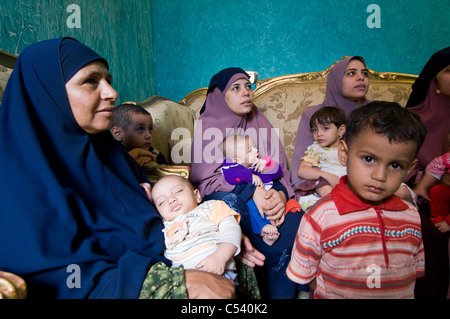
[0,0,155,104]
[151,0,450,101]
[1,1,449,103]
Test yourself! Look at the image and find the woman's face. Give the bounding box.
[65,61,118,134]
[341,59,369,104]
[224,78,254,116]
[436,65,450,97]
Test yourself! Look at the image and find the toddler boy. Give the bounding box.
[111,103,167,166]
[287,101,427,298]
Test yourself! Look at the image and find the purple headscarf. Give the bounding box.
[291,56,370,191]
[190,68,294,198]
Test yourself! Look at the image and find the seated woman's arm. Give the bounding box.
[139,262,236,299]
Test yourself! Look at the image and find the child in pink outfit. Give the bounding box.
[414,151,450,232]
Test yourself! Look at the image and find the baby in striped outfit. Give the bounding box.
[151,175,241,279]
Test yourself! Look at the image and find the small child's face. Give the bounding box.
[121,113,153,150]
[152,175,201,222]
[235,137,259,167]
[311,120,345,148]
[339,130,418,205]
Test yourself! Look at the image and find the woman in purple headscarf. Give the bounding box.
[190,67,304,298]
[291,56,370,196]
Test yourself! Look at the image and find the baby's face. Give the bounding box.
[236,137,259,167]
[340,130,417,205]
[152,175,201,221]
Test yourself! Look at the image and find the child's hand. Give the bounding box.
[196,243,237,276]
[325,173,340,188]
[128,148,157,166]
[252,174,264,188]
[196,253,226,276]
[435,221,450,233]
[251,158,267,173]
[412,183,429,200]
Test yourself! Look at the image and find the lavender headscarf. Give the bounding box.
[291,56,370,191]
[190,67,294,198]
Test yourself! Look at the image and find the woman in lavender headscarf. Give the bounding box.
[190,68,304,298]
[291,56,370,197]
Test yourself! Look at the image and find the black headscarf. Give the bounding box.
[405,47,450,171]
[406,47,450,108]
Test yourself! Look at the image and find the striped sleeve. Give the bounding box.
[286,206,324,284]
[414,235,425,278]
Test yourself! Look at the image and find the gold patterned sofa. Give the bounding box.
[139,58,418,170]
[0,50,16,107]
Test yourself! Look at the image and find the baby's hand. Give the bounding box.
[196,253,226,276]
[252,174,264,188]
[251,158,268,173]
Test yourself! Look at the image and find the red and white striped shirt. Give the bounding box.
[287,177,425,299]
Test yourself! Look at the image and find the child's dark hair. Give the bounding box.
[310,106,346,129]
[345,101,426,156]
[112,102,151,129]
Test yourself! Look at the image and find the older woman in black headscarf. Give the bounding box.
[0,38,236,299]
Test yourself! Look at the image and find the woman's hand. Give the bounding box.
[184,269,236,299]
[253,187,286,226]
[236,234,265,267]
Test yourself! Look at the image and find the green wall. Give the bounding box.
[151,0,450,101]
[0,0,155,104]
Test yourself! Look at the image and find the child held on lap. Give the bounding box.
[151,175,241,279]
[287,101,427,299]
[413,147,450,233]
[111,102,168,166]
[297,106,347,209]
[221,134,281,246]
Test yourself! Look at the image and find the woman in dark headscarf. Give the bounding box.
[0,38,234,299]
[190,67,304,298]
[405,47,450,300]
[291,56,370,196]
[406,47,450,177]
